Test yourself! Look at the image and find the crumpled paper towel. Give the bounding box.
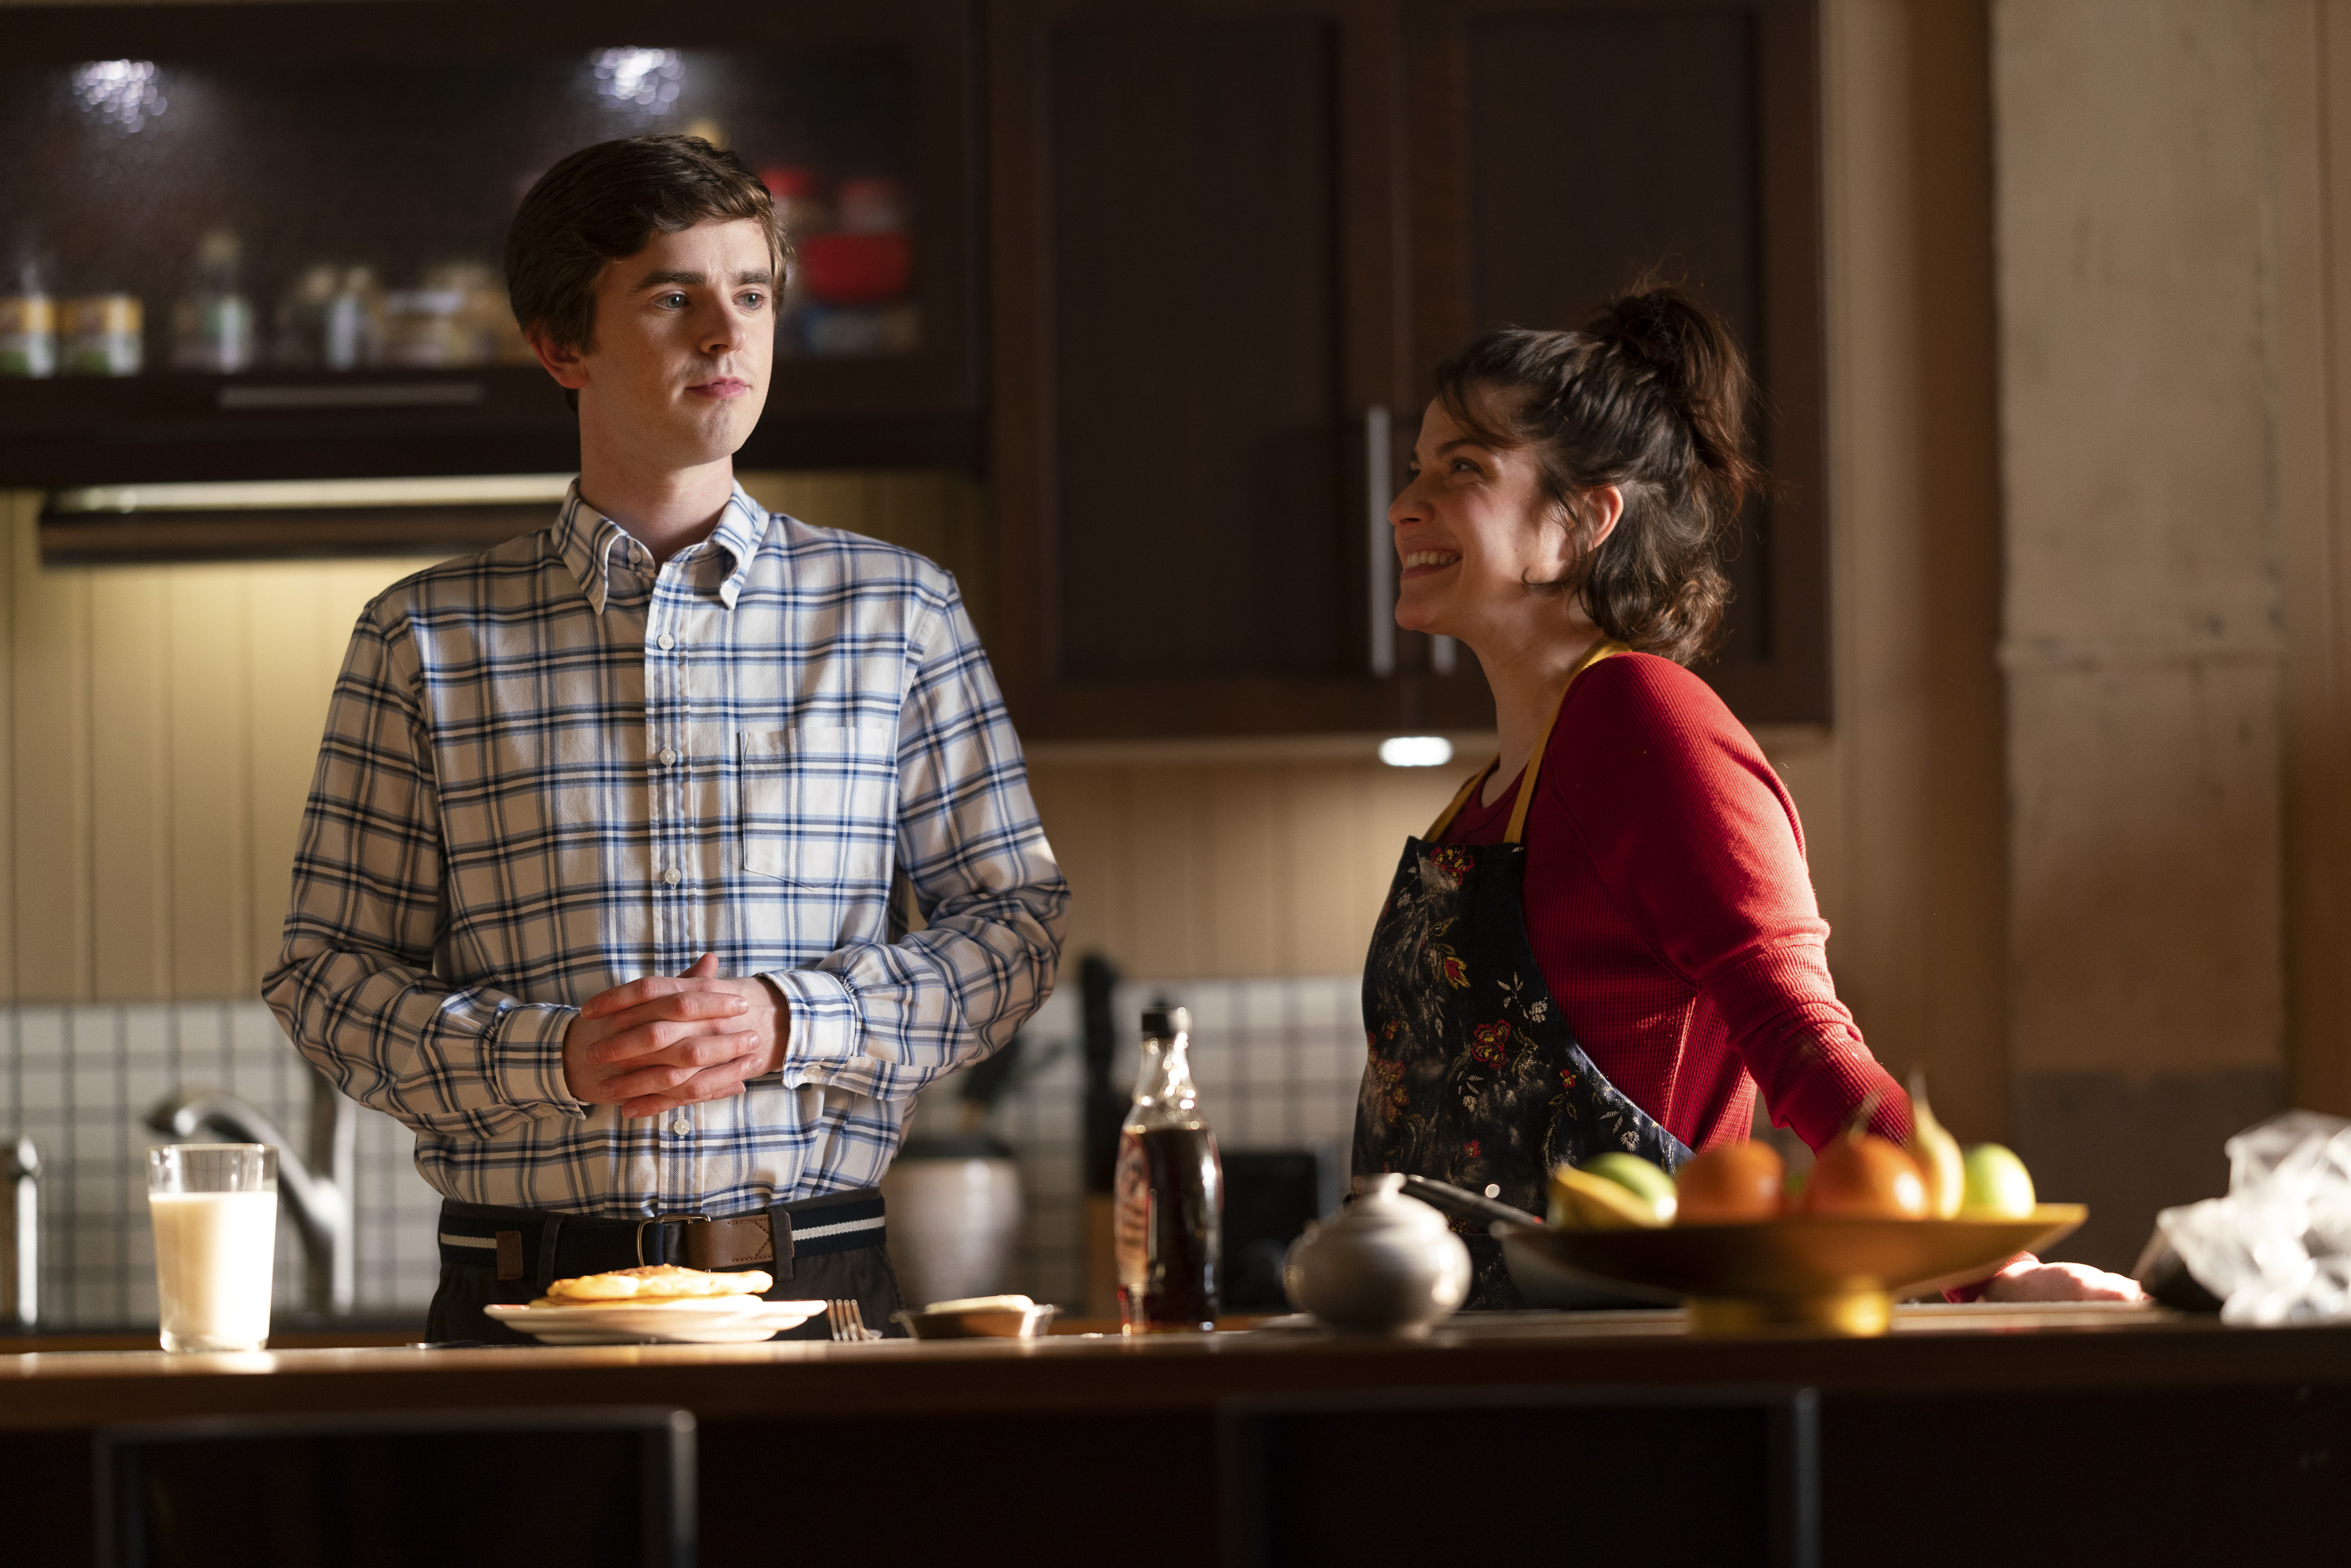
[2154,1110,2351,1325]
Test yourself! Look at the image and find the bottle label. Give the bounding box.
[1112,1129,1149,1291]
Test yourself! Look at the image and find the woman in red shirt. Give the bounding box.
[1353,288,2137,1309]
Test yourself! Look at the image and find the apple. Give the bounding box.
[1581,1153,1678,1226]
[1959,1143,2036,1219]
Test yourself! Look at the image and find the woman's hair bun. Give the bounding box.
[1581,285,1762,509]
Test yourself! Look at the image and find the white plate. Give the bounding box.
[485,1299,828,1345]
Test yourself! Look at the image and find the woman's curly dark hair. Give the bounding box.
[1430,285,1765,665]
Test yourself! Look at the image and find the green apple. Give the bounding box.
[1958,1143,2036,1219]
[1582,1153,1678,1225]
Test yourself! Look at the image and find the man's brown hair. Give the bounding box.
[504,134,785,404]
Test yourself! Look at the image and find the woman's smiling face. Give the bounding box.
[1390,393,1588,642]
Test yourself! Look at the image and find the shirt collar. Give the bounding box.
[702,485,769,609]
[555,480,770,614]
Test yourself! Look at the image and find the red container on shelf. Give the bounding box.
[756,165,820,200]
[799,232,913,306]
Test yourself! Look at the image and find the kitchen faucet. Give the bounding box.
[3,1139,35,1330]
[144,1064,354,1316]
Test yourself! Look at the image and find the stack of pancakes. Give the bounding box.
[531,1264,772,1311]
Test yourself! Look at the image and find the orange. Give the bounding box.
[1802,1132,1929,1219]
[1672,1140,1785,1225]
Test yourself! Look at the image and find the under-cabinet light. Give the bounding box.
[1378,736,1454,768]
[49,473,577,515]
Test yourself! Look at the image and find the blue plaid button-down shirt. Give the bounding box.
[263,482,1067,1216]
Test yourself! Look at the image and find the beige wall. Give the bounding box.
[1989,0,2351,1265]
[2273,0,2351,1124]
[1813,0,2009,1144]
[0,473,978,1003]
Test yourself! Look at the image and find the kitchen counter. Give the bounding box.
[8,1305,2345,1564]
[1,1303,2342,1429]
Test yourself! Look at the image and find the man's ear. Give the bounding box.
[527,326,589,391]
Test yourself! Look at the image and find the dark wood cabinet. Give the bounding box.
[992,0,1827,736]
[990,0,1495,739]
[2,0,1824,730]
[1403,0,1827,722]
[0,0,984,486]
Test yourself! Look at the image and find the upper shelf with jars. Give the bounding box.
[0,1,982,487]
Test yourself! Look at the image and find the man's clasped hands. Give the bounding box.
[561,953,788,1119]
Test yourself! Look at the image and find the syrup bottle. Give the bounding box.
[1113,1005,1223,1331]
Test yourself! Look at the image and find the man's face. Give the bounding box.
[539,216,777,472]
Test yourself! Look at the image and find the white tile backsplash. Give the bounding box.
[0,998,441,1330]
[913,973,1367,1309]
[0,974,1368,1326]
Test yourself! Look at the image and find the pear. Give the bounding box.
[1904,1068,1965,1219]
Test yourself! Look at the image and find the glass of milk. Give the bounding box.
[147,1143,277,1353]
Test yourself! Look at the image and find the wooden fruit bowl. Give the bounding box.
[1497,1204,2087,1336]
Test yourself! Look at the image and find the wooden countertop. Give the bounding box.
[7,1304,2349,1434]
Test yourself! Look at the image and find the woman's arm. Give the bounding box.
[1555,661,2145,1304]
[1555,657,1907,1150]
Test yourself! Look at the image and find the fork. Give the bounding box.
[825,1298,882,1342]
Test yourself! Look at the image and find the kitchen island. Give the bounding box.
[6,1305,2344,1565]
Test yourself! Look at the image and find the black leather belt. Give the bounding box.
[435,1189,886,1288]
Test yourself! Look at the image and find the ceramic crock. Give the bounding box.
[1281,1173,1470,1334]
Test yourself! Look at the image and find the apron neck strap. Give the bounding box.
[1424,767,1490,841]
[1423,638,1628,843]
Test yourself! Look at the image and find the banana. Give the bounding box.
[1905,1068,1965,1219]
[1548,1163,1672,1229]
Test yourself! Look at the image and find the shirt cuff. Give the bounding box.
[491,1001,585,1117]
[762,968,860,1085]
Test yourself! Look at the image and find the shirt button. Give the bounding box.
[657,747,678,766]
[661,867,682,886]
[656,632,676,650]
[669,1118,691,1136]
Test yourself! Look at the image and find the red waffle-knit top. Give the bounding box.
[1438,651,1907,1153]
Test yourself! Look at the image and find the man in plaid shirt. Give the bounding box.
[263,135,1067,1342]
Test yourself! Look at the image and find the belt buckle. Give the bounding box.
[634,1212,706,1267]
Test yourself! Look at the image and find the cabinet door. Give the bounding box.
[991,0,1488,739]
[1403,0,1827,722]
[0,0,982,487]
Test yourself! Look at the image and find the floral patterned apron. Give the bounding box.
[1353,639,1694,1309]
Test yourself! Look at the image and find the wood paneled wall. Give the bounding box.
[0,472,982,1005]
[0,489,442,1004]
[0,458,1840,1020]
[1027,728,1842,994]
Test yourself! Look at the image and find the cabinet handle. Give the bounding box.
[1367,405,1396,678]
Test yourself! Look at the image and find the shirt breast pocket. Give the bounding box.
[738,725,900,889]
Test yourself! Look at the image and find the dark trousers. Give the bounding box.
[425,1190,910,1345]
[427,1243,908,1345]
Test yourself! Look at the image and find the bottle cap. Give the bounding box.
[1139,1005,1190,1041]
